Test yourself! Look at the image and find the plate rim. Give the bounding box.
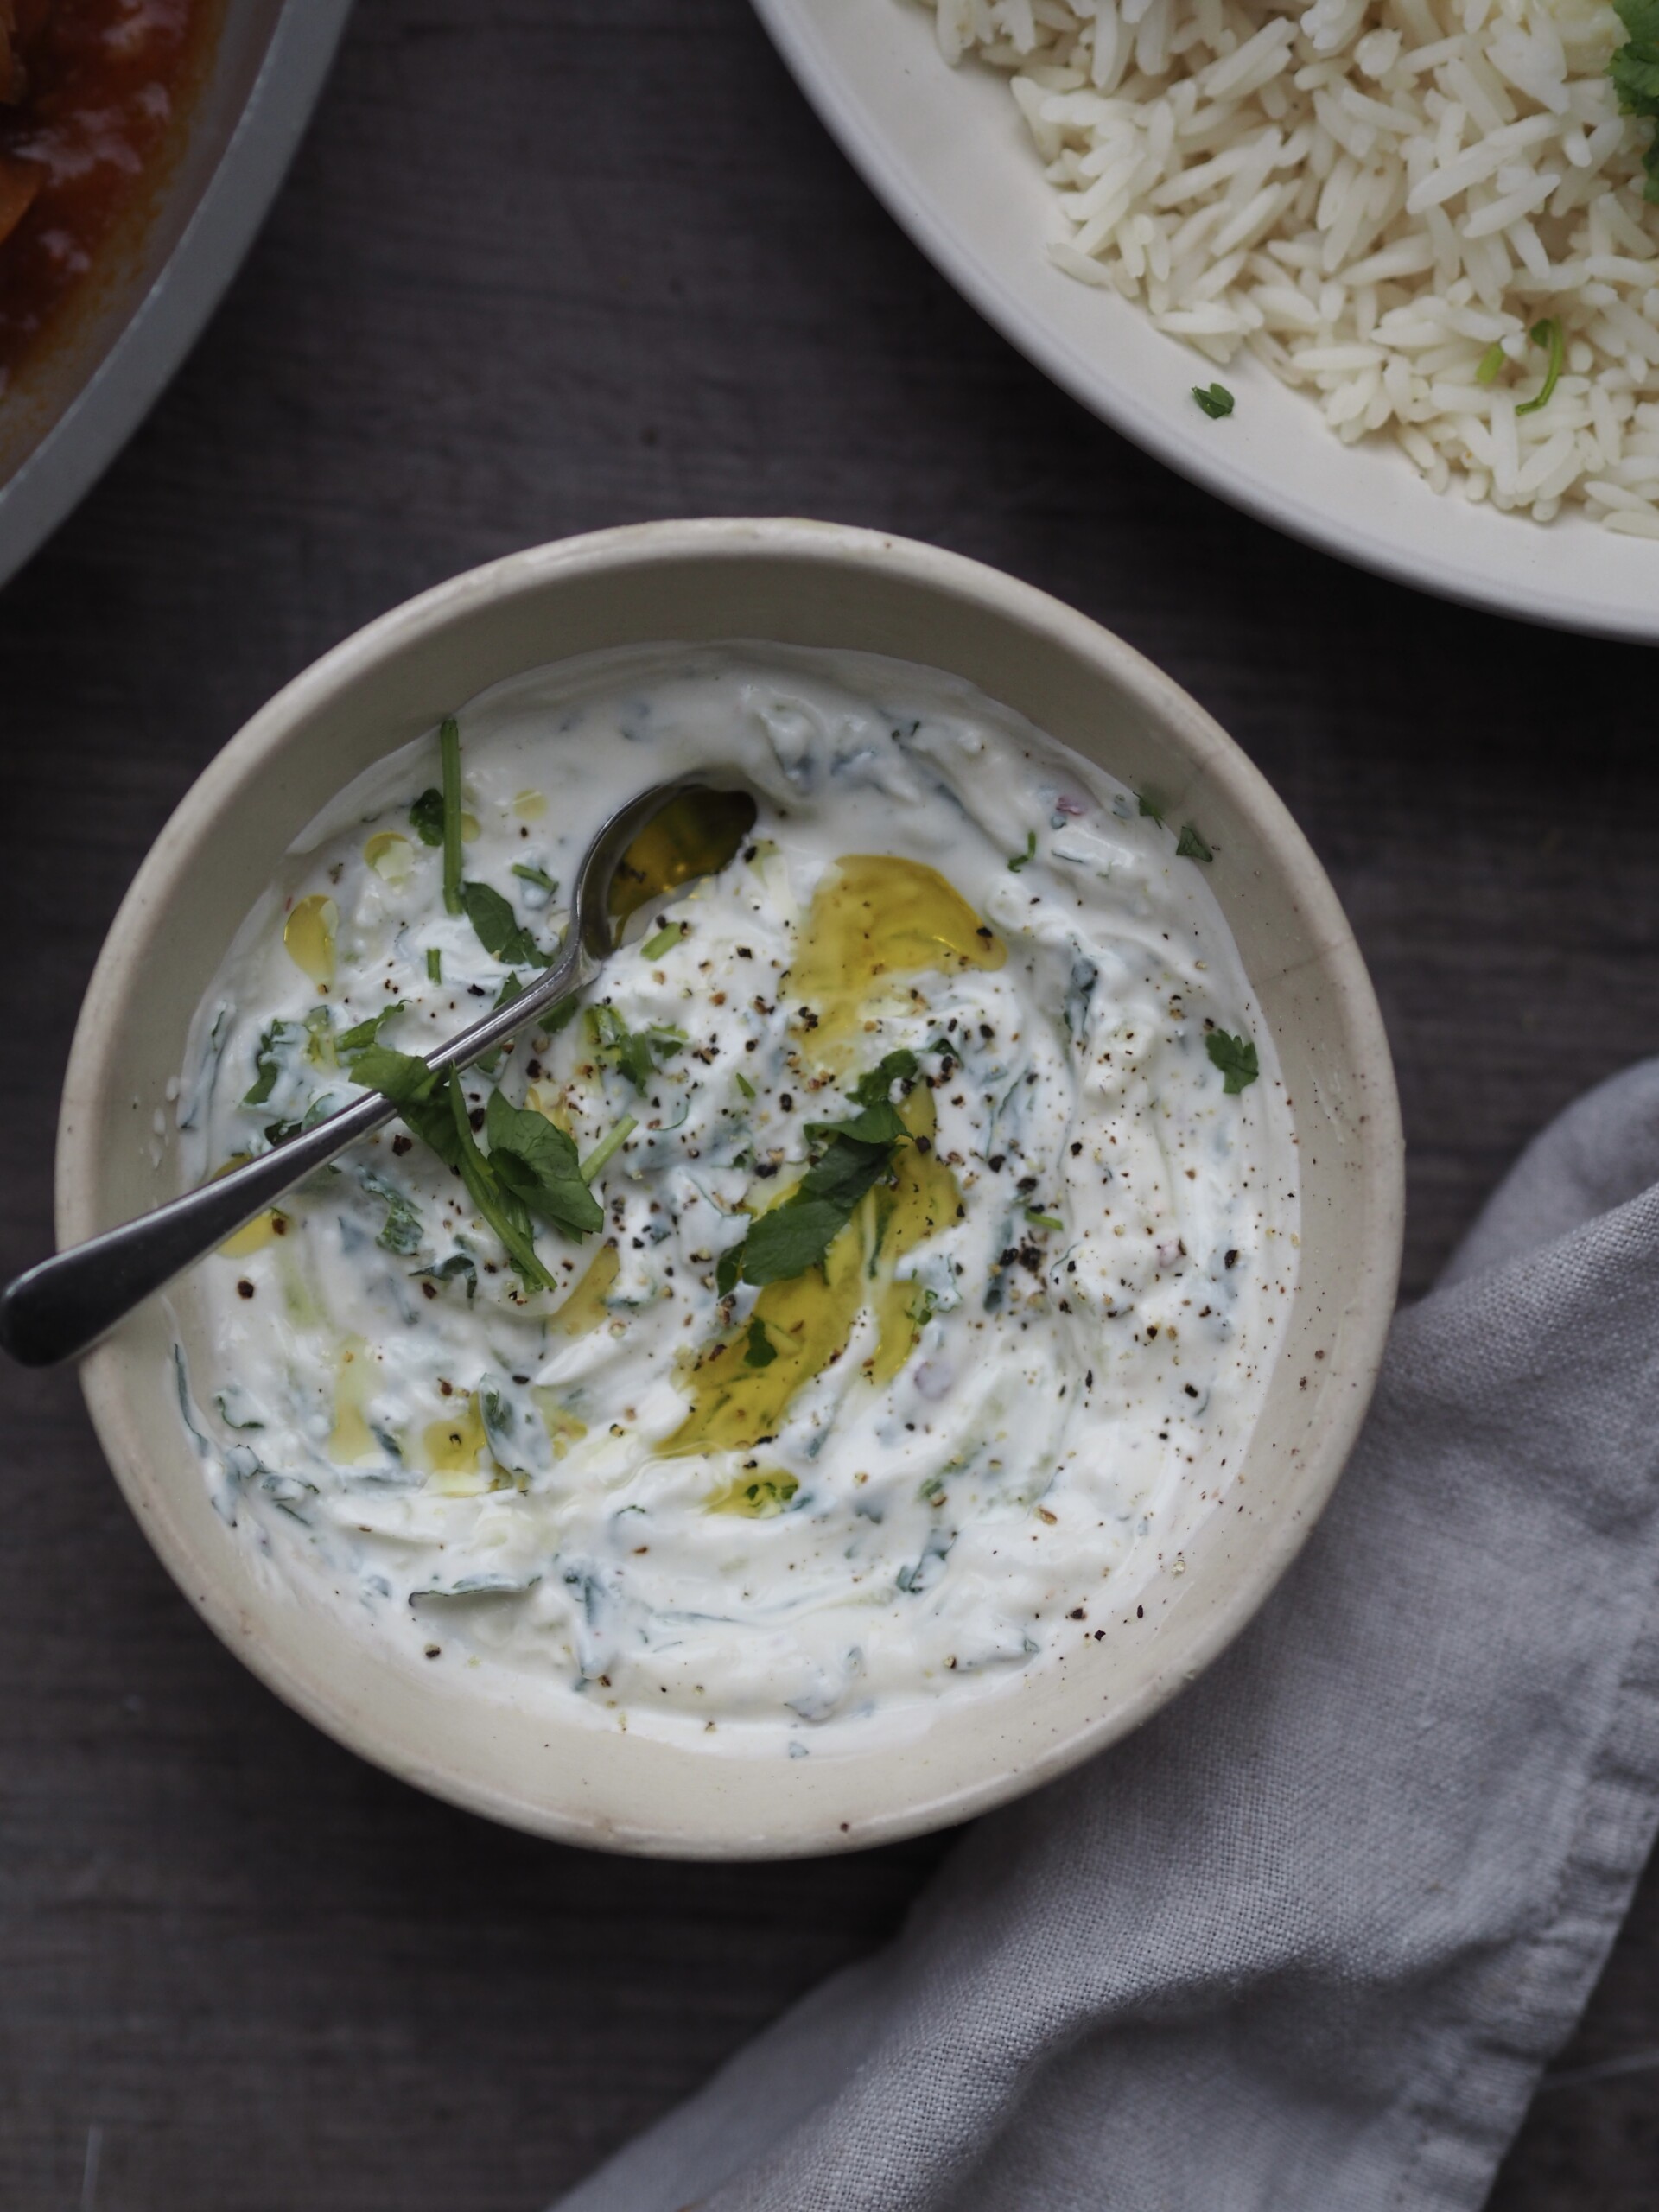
[752,0,1659,643]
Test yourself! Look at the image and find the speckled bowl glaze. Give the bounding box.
[59,519,1403,1859]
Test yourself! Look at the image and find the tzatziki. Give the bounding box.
[174,645,1299,1750]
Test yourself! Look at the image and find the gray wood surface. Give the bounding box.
[2,3,1656,2203]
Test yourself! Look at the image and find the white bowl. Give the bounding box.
[752,0,1659,641]
[59,518,1402,1857]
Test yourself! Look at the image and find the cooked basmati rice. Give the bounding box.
[921,0,1659,531]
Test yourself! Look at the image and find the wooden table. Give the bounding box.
[3,3,1656,2203]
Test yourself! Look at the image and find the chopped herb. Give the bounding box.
[242,1020,290,1107]
[512,862,558,896]
[1007,830,1038,874]
[302,1004,336,1067]
[578,1114,636,1182]
[460,880,547,969]
[446,1077,553,1290]
[439,716,464,916]
[426,947,442,984]
[742,1317,777,1369]
[1137,791,1166,827]
[588,1003,684,1092]
[413,1252,478,1300]
[734,1071,756,1101]
[484,1090,604,1239]
[1611,0,1659,202]
[849,1048,918,1109]
[337,1001,406,1059]
[361,1167,423,1255]
[1205,1028,1260,1095]
[1175,823,1213,863]
[640,920,685,959]
[409,787,446,846]
[1476,340,1507,385]
[720,1053,912,1292]
[546,996,581,1035]
[352,1045,464,1169]
[1025,1208,1065,1231]
[1192,381,1235,419]
[1516,317,1565,417]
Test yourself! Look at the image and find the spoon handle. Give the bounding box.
[0,935,591,1368]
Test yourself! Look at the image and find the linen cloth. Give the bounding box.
[556,1062,1659,2212]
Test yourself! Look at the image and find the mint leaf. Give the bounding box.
[1192,382,1235,419]
[1205,1029,1260,1095]
[1137,791,1166,827]
[1175,823,1213,862]
[484,1090,602,1239]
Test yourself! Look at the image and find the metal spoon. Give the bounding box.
[0,773,758,1368]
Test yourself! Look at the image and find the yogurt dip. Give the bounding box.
[174,645,1299,1750]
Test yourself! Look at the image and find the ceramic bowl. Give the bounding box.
[59,518,1403,1857]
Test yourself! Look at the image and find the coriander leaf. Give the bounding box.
[797,1131,903,1213]
[715,1244,743,1297]
[512,862,558,895]
[740,1197,851,1286]
[410,788,446,846]
[1612,0,1659,198]
[849,1048,918,1108]
[1476,340,1507,385]
[1175,823,1213,862]
[804,1100,907,1149]
[447,1075,552,1291]
[1137,791,1166,827]
[1192,382,1235,419]
[361,1167,423,1255]
[588,1003,684,1092]
[1516,317,1564,417]
[242,1020,290,1107]
[352,1043,463,1168]
[743,1317,777,1369]
[337,1001,406,1058]
[1205,1028,1260,1095]
[484,1091,603,1239]
[440,716,464,916]
[460,880,547,969]
[640,921,684,959]
[1007,830,1038,874]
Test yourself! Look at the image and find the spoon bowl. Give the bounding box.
[0,772,757,1368]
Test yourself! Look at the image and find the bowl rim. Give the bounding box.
[0,0,355,596]
[750,0,1659,644]
[59,518,1404,1855]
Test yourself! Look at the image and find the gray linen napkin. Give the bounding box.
[555,1062,1659,2212]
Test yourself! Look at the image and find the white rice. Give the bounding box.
[921,0,1659,530]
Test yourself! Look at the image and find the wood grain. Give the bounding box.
[0,2,1655,2203]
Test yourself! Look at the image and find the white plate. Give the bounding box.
[752,0,1659,640]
